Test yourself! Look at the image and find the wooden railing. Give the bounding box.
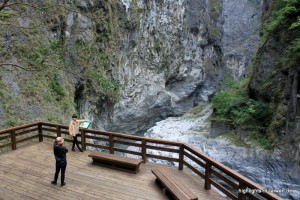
[0,121,283,200]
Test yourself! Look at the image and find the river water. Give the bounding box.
[141,104,300,200]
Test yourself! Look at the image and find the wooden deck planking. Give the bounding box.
[0,141,226,200]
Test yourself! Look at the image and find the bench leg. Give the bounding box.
[162,187,166,194]
[155,178,176,200]
[156,180,167,195]
[165,189,175,200]
[155,178,163,188]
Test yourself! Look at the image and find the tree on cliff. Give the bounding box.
[0,0,109,72]
[0,0,120,109]
[263,0,300,65]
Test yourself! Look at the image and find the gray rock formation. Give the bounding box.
[0,0,263,134]
[249,0,300,161]
[222,0,263,79]
[78,0,262,134]
[77,0,222,133]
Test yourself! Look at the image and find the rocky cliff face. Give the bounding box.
[94,0,224,133]
[0,0,262,134]
[249,0,300,161]
[222,0,262,79]
[78,0,263,133]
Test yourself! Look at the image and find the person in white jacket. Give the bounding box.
[68,114,87,152]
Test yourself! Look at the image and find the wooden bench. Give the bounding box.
[152,167,198,200]
[88,152,143,173]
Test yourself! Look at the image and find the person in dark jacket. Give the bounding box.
[51,137,68,186]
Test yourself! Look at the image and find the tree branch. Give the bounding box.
[0,63,41,71]
[0,21,44,29]
[4,2,108,20]
[0,63,87,80]
[0,0,10,12]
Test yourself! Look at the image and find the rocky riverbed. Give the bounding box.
[143,104,300,200]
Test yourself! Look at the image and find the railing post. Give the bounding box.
[204,161,212,190]
[11,130,16,150]
[238,182,246,200]
[142,139,146,163]
[38,123,43,142]
[81,129,86,151]
[179,144,184,170]
[109,134,114,154]
[56,126,61,137]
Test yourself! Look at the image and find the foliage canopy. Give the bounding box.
[212,78,270,127]
[263,0,300,64]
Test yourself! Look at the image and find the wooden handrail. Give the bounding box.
[0,121,283,200]
[0,121,40,134]
[182,144,282,199]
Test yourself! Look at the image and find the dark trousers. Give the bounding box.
[72,134,82,151]
[54,161,67,184]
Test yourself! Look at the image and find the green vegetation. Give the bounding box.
[264,0,300,33]
[182,103,210,119]
[222,130,272,149]
[262,0,300,65]
[209,0,221,14]
[22,81,39,97]
[0,0,122,128]
[0,79,5,98]
[248,131,273,149]
[212,78,270,127]
[47,114,59,122]
[14,4,121,104]
[0,10,15,20]
[73,40,120,104]
[212,92,269,125]
[84,67,120,104]
[211,78,272,149]
[74,41,109,69]
[17,39,64,71]
[160,55,169,69]
[188,104,207,116]
[48,74,65,100]
[249,0,300,146]
[223,131,250,148]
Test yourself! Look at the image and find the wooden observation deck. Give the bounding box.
[0,141,224,199]
[0,122,283,200]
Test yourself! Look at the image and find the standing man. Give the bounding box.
[68,114,87,152]
[51,137,68,186]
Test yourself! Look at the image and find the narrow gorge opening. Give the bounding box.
[74,83,85,116]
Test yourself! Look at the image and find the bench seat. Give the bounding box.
[152,167,198,200]
[88,152,143,173]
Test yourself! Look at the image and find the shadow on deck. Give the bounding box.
[0,141,225,200]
